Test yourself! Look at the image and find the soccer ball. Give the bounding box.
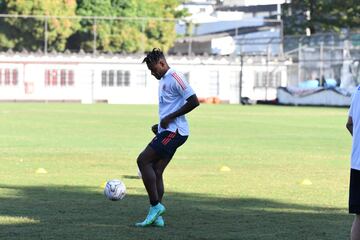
[104,179,126,201]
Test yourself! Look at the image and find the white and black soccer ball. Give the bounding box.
[104,179,126,201]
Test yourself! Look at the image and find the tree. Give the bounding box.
[0,0,79,51]
[67,0,187,53]
[66,0,114,52]
[282,0,360,35]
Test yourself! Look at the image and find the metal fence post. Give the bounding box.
[320,42,323,85]
[298,42,302,85]
[93,17,97,54]
[44,16,48,54]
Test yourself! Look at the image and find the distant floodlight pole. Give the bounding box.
[186,20,193,55]
[93,17,97,55]
[265,44,270,101]
[320,42,324,85]
[239,54,243,104]
[44,16,48,54]
[298,42,302,85]
[188,37,192,56]
[280,19,284,57]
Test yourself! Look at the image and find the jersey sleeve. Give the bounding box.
[350,87,360,117]
[170,71,195,100]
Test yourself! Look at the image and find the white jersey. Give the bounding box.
[349,86,360,170]
[158,68,195,136]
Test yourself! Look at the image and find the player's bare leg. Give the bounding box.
[154,157,172,202]
[136,145,166,227]
[352,215,360,240]
[148,158,171,227]
[137,146,160,204]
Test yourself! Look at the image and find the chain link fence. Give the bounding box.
[284,33,360,88]
[0,14,178,54]
[0,14,285,56]
[1,14,360,89]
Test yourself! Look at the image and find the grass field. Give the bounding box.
[0,103,353,239]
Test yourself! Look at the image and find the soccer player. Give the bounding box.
[347,86,360,240]
[135,48,199,227]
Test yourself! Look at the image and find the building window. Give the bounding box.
[5,69,10,85]
[68,70,74,86]
[0,68,18,86]
[60,69,66,86]
[45,70,51,86]
[254,71,282,88]
[209,71,219,96]
[261,73,267,87]
[109,70,114,86]
[45,69,75,87]
[101,71,107,86]
[124,71,130,86]
[51,70,58,86]
[117,70,123,86]
[12,69,18,85]
[102,70,130,87]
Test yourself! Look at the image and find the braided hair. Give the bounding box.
[142,48,165,66]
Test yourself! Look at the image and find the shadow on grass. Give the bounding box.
[0,184,352,240]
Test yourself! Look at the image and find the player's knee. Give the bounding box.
[154,168,164,178]
[136,154,145,168]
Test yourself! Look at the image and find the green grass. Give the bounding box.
[0,103,353,239]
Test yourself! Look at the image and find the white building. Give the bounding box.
[174,0,285,55]
[0,52,288,104]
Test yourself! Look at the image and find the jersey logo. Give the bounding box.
[171,72,187,90]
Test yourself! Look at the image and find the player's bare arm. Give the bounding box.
[160,94,200,129]
[347,116,353,136]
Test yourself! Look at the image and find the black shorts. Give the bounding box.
[349,168,360,214]
[148,130,188,159]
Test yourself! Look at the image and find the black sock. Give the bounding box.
[150,200,159,206]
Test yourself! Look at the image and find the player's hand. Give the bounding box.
[151,124,158,135]
[160,116,172,129]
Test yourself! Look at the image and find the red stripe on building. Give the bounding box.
[172,72,186,90]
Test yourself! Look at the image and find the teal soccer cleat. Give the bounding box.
[135,203,166,227]
[152,216,165,227]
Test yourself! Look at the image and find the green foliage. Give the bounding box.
[0,0,186,53]
[0,0,79,51]
[282,0,360,35]
[68,0,185,53]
